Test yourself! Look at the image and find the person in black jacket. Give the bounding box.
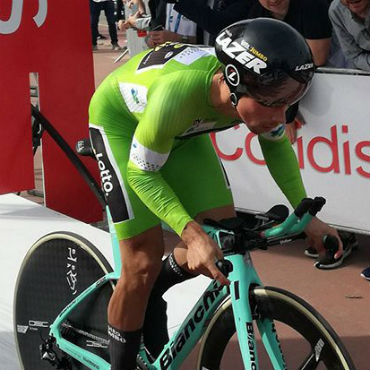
[151,0,252,45]
[246,0,332,144]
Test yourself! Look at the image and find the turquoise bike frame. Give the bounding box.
[49,208,313,370]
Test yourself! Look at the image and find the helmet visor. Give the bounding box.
[238,69,314,107]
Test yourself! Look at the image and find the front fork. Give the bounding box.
[228,253,286,370]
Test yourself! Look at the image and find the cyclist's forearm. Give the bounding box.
[127,161,193,236]
[181,220,205,245]
[259,134,306,208]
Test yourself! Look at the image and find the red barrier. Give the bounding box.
[0,0,102,222]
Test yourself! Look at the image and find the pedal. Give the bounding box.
[40,337,72,369]
[40,337,56,364]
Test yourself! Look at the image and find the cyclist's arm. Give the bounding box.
[126,73,206,236]
[259,125,344,255]
[258,125,306,208]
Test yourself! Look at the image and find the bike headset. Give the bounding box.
[214,18,316,107]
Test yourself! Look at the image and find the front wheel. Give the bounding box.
[198,286,356,370]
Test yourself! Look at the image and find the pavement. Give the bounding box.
[20,25,370,370]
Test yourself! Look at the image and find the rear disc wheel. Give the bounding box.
[14,232,114,370]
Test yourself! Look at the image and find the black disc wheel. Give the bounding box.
[198,286,356,370]
[14,232,114,370]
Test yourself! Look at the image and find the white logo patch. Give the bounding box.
[314,339,325,361]
[119,83,148,113]
[225,64,240,86]
[173,47,210,65]
[17,325,29,334]
[130,137,169,172]
[260,124,285,141]
[295,63,314,71]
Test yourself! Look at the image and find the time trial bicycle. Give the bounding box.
[14,196,356,370]
[14,105,355,370]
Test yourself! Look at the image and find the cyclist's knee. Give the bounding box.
[122,255,162,292]
[118,230,164,293]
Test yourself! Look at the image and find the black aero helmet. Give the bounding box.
[215,18,315,107]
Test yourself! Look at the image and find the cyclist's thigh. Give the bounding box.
[162,134,234,220]
[195,204,236,223]
[89,123,161,241]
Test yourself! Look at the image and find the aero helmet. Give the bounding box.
[215,18,315,107]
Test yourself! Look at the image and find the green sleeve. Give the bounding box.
[258,134,306,208]
[126,71,211,236]
[127,163,193,235]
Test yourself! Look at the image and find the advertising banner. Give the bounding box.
[212,72,370,233]
[0,0,101,222]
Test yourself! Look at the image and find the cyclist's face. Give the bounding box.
[236,95,287,134]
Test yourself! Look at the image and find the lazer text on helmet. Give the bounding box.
[215,32,267,75]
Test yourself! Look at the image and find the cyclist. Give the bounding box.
[88,18,343,370]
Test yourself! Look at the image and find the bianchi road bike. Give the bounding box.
[14,191,356,370]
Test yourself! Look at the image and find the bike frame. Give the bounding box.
[49,207,314,370]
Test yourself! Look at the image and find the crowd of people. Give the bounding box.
[90,0,370,74]
[119,0,369,70]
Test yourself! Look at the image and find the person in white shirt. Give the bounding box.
[120,0,197,46]
[148,4,197,45]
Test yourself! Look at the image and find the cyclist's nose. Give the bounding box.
[272,105,288,123]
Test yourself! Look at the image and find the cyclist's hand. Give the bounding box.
[148,30,179,44]
[182,221,230,286]
[305,217,343,259]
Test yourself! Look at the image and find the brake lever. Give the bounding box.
[309,197,326,216]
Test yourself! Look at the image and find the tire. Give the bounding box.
[14,232,114,370]
[198,286,356,370]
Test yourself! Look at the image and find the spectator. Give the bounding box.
[116,0,125,23]
[90,0,123,51]
[147,0,167,30]
[329,0,370,279]
[160,0,252,45]
[245,0,358,267]
[121,0,198,45]
[327,29,349,68]
[329,0,370,71]
[119,0,156,31]
[247,0,332,143]
[248,0,332,66]
[125,0,252,47]
[148,4,198,45]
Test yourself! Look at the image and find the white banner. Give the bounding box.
[212,72,370,234]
